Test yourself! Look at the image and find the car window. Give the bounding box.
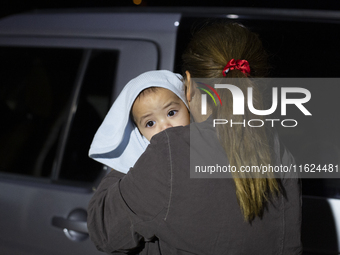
[0,46,82,178]
[0,47,118,185]
[175,17,340,78]
[59,50,118,184]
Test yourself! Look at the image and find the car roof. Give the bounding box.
[0,7,340,38]
[0,9,181,38]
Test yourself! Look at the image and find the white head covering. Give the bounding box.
[89,70,187,173]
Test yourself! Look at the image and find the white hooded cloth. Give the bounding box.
[89,70,187,174]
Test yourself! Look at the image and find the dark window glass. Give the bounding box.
[0,47,82,178]
[175,17,340,78]
[59,50,118,183]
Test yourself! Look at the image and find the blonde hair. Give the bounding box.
[182,22,279,221]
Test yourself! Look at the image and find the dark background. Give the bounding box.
[2,0,340,19]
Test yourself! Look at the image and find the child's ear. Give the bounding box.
[185,71,195,103]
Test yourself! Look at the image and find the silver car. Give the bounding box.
[0,8,339,254]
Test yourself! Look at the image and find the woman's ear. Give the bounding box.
[185,70,194,103]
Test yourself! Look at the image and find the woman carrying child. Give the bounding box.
[87,22,302,254]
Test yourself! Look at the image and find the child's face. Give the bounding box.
[132,88,190,141]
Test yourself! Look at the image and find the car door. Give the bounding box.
[0,37,158,255]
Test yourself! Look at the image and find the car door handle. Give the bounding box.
[52,208,89,241]
[52,216,88,233]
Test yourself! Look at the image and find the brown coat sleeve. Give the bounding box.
[87,131,171,254]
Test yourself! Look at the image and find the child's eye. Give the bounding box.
[146,121,155,127]
[168,110,178,117]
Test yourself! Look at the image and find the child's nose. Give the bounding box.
[160,120,173,131]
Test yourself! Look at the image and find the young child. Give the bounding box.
[89,70,190,174]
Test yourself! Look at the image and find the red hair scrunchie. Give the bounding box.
[223,59,250,77]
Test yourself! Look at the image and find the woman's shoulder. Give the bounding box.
[150,118,215,144]
[149,125,190,145]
